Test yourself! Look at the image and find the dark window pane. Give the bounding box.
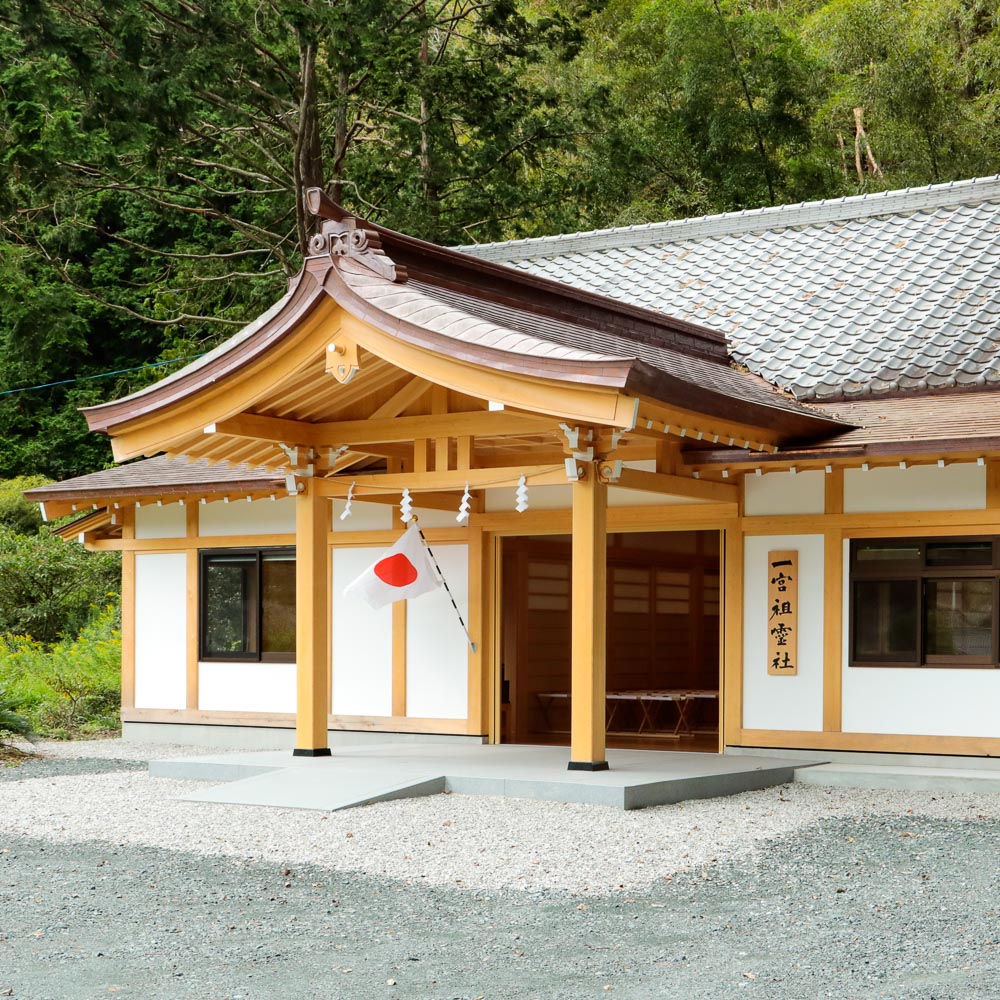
[925,579,994,657]
[204,556,257,657]
[854,579,918,661]
[926,541,993,568]
[855,542,921,564]
[262,553,296,655]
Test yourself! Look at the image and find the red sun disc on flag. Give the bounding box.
[374,553,418,587]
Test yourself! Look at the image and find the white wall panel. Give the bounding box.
[199,496,296,536]
[198,662,296,713]
[844,463,985,513]
[742,534,824,732]
[744,470,825,516]
[332,499,392,532]
[486,484,572,512]
[134,553,187,709]
[406,544,469,719]
[332,548,393,716]
[135,503,187,539]
[842,666,1000,737]
[840,537,1000,737]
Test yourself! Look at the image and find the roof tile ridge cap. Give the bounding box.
[456,174,1000,260]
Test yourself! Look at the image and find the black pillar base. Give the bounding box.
[567,760,610,772]
[292,747,332,757]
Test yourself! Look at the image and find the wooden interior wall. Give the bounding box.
[501,532,720,745]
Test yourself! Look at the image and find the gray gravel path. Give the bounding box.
[2,744,1000,999]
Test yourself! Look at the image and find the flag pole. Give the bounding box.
[414,521,477,653]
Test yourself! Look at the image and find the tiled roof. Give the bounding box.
[25,456,282,500]
[458,177,1000,402]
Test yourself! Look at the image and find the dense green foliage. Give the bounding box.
[0,526,119,645]
[1,0,999,478]
[0,474,122,740]
[0,686,36,751]
[0,604,121,739]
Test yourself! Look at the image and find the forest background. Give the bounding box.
[1,0,999,740]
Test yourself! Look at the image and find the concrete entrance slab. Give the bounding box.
[150,743,808,811]
[794,761,1000,794]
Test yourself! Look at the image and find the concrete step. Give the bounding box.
[794,762,1000,794]
[182,767,447,811]
[150,746,806,811]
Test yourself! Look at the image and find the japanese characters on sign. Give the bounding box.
[767,550,798,676]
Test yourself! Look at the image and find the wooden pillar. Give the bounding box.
[294,485,331,756]
[568,464,609,770]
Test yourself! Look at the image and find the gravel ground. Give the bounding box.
[2,740,1000,999]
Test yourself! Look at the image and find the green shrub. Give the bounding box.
[0,527,119,645]
[0,605,121,738]
[0,476,50,535]
[0,687,36,752]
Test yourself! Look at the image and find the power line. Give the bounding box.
[0,353,207,400]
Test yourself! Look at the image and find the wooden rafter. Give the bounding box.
[208,409,563,449]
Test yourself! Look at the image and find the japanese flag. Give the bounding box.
[344,522,441,609]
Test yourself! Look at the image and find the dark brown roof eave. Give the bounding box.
[80,270,329,434]
[623,364,855,442]
[25,478,285,504]
[682,436,1000,465]
[314,195,731,363]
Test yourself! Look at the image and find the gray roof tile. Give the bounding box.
[460,177,1000,401]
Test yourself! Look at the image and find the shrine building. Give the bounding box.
[26,176,1000,767]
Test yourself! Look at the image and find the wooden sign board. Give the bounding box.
[767,550,798,675]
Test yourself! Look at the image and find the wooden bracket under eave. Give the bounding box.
[326,335,361,385]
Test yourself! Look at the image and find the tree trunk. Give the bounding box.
[294,38,325,252]
[853,107,883,183]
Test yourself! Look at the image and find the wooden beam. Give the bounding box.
[823,529,843,734]
[293,485,331,755]
[120,507,136,715]
[212,409,563,449]
[569,465,608,769]
[185,501,199,711]
[600,465,739,503]
[392,602,407,717]
[467,526,486,734]
[316,464,570,496]
[722,524,743,748]
[825,468,844,514]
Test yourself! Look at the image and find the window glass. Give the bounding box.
[261,553,296,655]
[204,555,257,657]
[925,541,993,568]
[855,542,921,564]
[853,579,918,662]
[925,579,994,657]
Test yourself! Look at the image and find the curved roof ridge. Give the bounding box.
[458,175,1000,262]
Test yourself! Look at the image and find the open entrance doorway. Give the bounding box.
[499,531,720,752]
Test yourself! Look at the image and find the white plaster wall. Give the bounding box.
[411,507,465,529]
[840,538,1000,737]
[332,548,393,716]
[744,470,825,516]
[199,496,296,536]
[486,484,571,512]
[844,463,985,513]
[198,662,296,713]
[135,503,187,539]
[406,543,469,719]
[134,553,187,709]
[332,499,392,532]
[742,534,825,732]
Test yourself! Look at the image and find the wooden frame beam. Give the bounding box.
[599,465,739,504]
[210,409,563,449]
[293,485,331,756]
[315,464,570,496]
[568,464,608,770]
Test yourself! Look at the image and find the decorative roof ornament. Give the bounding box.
[305,187,407,284]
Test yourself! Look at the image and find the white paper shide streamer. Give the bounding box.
[456,482,471,523]
[515,474,529,513]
